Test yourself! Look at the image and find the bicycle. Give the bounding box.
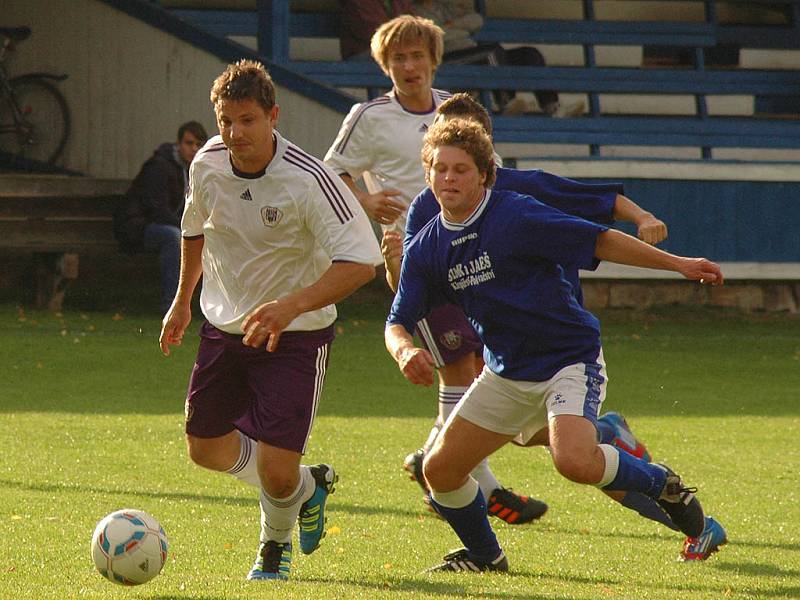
[0,26,71,166]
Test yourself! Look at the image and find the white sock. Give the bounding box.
[226,431,260,487]
[438,385,468,425]
[259,466,315,544]
[431,476,480,509]
[421,423,441,453]
[439,386,501,497]
[596,444,620,488]
[471,458,502,500]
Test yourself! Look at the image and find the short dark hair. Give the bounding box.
[210,59,276,113]
[436,93,493,135]
[177,121,208,143]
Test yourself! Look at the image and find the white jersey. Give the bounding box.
[324,88,452,233]
[182,132,382,334]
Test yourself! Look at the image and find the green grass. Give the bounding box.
[1,295,799,599]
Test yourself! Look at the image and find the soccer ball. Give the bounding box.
[91,509,168,586]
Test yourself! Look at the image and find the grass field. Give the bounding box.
[1,292,799,600]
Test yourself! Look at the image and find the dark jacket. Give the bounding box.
[114,143,187,252]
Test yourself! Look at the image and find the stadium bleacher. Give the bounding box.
[164,0,800,163]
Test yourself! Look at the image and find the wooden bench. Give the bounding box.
[0,176,128,309]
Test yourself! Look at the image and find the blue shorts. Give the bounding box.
[415,303,483,368]
[185,321,333,454]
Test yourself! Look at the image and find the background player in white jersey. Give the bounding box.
[324,14,547,523]
[382,92,726,561]
[159,60,381,581]
[386,118,723,572]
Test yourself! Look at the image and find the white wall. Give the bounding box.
[3,0,347,178]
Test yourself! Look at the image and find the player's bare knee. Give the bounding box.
[552,452,595,484]
[258,464,299,498]
[423,451,462,491]
[186,435,225,470]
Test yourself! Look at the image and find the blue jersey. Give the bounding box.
[404,167,623,304]
[388,189,608,381]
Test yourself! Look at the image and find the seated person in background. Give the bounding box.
[113,120,208,313]
[339,0,415,60]
[413,0,583,117]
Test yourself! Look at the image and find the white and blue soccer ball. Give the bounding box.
[91,509,168,586]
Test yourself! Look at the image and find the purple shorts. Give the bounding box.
[415,303,482,368]
[185,321,334,454]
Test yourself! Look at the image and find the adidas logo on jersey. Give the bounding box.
[240,188,253,202]
[419,123,429,133]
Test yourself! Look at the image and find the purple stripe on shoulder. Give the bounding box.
[334,96,391,154]
[283,147,353,224]
[285,146,354,221]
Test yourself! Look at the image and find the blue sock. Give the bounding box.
[603,449,666,498]
[620,492,680,531]
[428,490,501,564]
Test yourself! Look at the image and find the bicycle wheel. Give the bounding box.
[0,75,70,164]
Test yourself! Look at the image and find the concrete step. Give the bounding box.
[0,175,129,198]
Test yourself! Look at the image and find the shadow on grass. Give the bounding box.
[714,560,800,578]
[5,476,800,555]
[0,478,422,519]
[301,574,558,600]
[150,597,230,600]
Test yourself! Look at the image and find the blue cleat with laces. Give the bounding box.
[298,464,337,555]
[680,516,728,561]
[247,540,292,581]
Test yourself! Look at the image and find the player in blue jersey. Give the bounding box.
[385,117,724,572]
[381,93,727,561]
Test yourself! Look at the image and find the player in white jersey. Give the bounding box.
[324,14,547,523]
[159,60,381,582]
[324,86,451,233]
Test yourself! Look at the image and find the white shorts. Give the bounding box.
[450,351,607,446]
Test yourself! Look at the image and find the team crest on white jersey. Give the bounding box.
[261,205,283,227]
[439,330,462,350]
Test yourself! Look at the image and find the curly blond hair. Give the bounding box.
[422,118,496,188]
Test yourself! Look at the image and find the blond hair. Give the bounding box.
[422,118,497,188]
[370,15,444,75]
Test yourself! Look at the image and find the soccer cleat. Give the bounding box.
[246,540,291,581]
[680,516,728,561]
[487,487,548,525]
[597,412,652,462]
[656,464,705,538]
[403,448,429,493]
[298,464,337,555]
[426,548,509,573]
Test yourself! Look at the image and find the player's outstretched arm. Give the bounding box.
[595,229,723,284]
[242,261,375,351]
[159,236,204,356]
[381,230,403,292]
[385,324,436,386]
[339,173,406,225]
[613,194,668,245]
